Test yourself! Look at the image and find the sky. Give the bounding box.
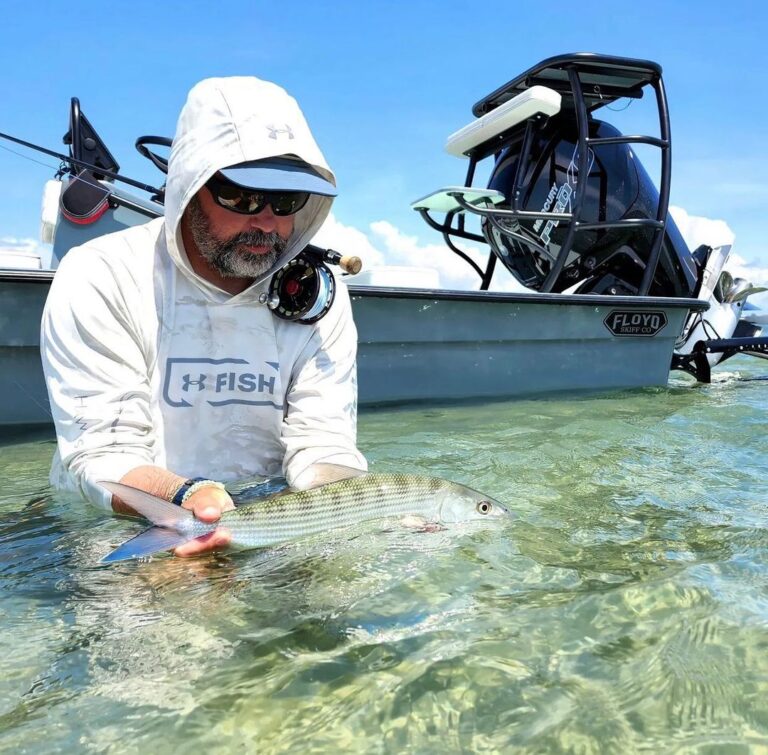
[1,0,766,290]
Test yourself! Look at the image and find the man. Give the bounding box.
[41,76,367,557]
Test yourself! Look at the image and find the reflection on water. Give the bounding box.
[2,359,768,752]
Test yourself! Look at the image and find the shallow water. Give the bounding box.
[2,359,768,753]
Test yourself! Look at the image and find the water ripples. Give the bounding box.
[3,360,768,751]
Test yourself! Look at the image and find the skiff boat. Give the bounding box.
[1,53,766,428]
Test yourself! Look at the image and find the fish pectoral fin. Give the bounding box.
[398,515,444,533]
[290,463,367,491]
[100,526,192,564]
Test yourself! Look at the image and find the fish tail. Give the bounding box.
[98,481,201,564]
[99,481,195,529]
[101,526,192,563]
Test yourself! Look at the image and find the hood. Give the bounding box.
[163,76,335,298]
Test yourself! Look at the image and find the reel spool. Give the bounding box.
[267,251,336,323]
[267,247,362,324]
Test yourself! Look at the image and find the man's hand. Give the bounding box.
[174,485,235,557]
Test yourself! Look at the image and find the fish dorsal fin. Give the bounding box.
[99,481,193,527]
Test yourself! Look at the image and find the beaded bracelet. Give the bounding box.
[172,477,226,506]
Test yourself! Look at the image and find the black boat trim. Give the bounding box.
[472,52,664,116]
[0,270,56,283]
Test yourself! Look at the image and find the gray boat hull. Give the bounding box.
[350,286,702,404]
[0,270,705,427]
[0,274,51,426]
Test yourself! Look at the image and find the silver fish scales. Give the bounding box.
[99,473,509,563]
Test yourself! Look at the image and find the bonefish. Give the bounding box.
[99,473,509,563]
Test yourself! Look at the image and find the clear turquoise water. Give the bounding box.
[2,359,768,753]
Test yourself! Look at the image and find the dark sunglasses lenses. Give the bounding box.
[269,192,310,216]
[209,181,309,216]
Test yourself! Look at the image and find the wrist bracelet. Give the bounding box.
[172,477,226,506]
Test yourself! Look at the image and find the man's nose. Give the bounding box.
[247,204,278,232]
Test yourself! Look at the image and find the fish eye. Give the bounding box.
[476,501,492,515]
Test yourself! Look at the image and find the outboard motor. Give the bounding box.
[483,114,698,298]
[412,54,693,298]
[410,53,768,382]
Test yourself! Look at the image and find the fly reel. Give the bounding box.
[268,252,334,323]
[267,247,361,324]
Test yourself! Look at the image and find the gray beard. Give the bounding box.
[185,196,287,279]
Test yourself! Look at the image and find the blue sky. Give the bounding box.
[1,1,766,286]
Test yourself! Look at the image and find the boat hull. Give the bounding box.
[0,271,705,427]
[0,274,52,427]
[350,286,702,404]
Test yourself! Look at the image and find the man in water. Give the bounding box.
[41,77,367,557]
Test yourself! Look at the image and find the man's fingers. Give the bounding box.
[174,488,235,556]
[194,504,228,523]
[174,527,232,558]
[183,488,236,523]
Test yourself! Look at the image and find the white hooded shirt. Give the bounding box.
[41,77,367,509]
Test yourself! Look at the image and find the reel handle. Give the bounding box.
[338,255,362,275]
[312,246,362,276]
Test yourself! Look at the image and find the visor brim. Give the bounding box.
[219,157,337,196]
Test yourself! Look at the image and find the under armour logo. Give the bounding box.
[266,123,294,140]
[163,357,282,409]
[182,373,207,392]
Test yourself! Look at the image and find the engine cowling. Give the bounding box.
[482,114,698,297]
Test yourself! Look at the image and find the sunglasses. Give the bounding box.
[206,176,310,216]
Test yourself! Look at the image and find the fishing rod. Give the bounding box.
[0,129,164,196]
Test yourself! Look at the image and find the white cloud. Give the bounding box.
[316,205,761,302]
[0,236,47,254]
[315,213,528,291]
[669,206,768,306]
[669,205,735,250]
[368,219,488,290]
[725,253,768,284]
[312,213,386,269]
[0,236,50,268]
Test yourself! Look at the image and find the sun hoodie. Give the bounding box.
[41,76,367,509]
